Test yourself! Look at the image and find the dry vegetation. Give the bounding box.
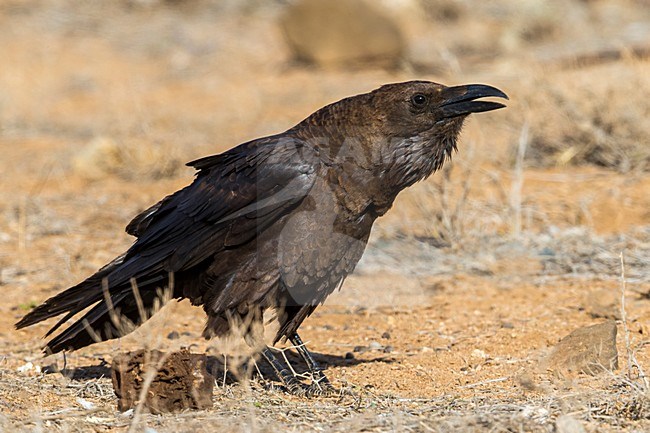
[1,0,649,431]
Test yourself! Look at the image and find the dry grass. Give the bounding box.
[71,137,182,181]
[1,1,650,432]
[518,59,650,173]
[0,369,648,432]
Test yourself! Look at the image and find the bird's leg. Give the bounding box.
[260,346,307,396]
[242,317,307,396]
[289,333,337,396]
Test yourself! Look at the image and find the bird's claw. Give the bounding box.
[305,381,339,397]
[280,377,341,398]
[284,381,309,397]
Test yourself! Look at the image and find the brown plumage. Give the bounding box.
[16,80,507,395]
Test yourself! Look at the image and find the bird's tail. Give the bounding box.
[15,254,174,354]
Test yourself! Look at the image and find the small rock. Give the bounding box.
[501,322,515,329]
[166,331,180,340]
[555,415,586,433]
[383,345,393,353]
[17,362,41,375]
[352,345,366,353]
[521,405,549,422]
[381,331,391,339]
[76,397,96,410]
[544,321,618,377]
[344,352,355,360]
[471,349,487,359]
[368,341,383,350]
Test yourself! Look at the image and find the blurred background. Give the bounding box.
[1,0,649,296]
[1,1,650,429]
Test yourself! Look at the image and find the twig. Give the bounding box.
[620,252,633,379]
[510,121,529,237]
[619,251,649,391]
[223,353,228,389]
[460,376,509,389]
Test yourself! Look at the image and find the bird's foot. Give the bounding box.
[282,378,336,398]
[305,380,339,397]
[280,375,340,398]
[283,380,310,397]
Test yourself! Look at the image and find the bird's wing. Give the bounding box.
[14,134,319,350]
[119,134,319,277]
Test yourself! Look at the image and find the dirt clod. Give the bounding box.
[544,321,618,377]
[111,349,214,413]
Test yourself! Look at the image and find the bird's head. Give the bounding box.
[365,80,508,188]
[372,80,507,135]
[294,80,507,193]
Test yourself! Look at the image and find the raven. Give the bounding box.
[16,81,507,395]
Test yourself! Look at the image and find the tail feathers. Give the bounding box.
[44,291,130,353]
[16,277,107,331]
[15,253,127,331]
[15,255,175,353]
[44,288,165,354]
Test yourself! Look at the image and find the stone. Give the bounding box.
[280,0,404,68]
[545,321,618,377]
[111,349,214,413]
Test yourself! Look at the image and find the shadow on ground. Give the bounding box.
[46,350,396,387]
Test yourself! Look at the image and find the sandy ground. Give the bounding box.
[1,1,649,432]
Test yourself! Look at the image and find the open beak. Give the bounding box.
[439,84,508,118]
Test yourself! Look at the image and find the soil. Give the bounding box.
[0,1,649,432]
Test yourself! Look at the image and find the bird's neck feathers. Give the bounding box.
[384,131,458,191]
[292,97,465,210]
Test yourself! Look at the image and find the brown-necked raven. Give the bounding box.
[16,81,507,395]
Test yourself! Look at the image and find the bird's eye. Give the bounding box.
[411,93,428,107]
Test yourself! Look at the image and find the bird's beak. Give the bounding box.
[439,84,508,119]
